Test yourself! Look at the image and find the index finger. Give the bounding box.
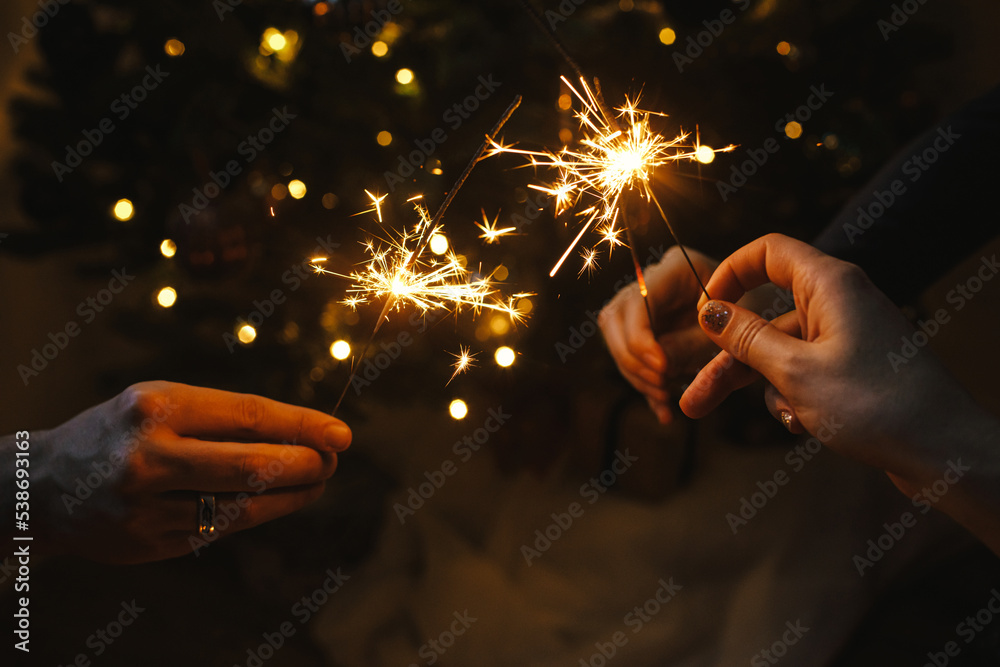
[697,234,838,309]
[162,383,351,452]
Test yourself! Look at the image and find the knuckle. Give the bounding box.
[233,395,267,432]
[118,382,166,423]
[238,451,268,484]
[733,318,769,362]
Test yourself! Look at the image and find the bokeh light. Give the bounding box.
[164,39,185,57]
[429,233,449,255]
[658,28,676,45]
[395,68,414,85]
[160,239,177,258]
[377,130,393,146]
[156,287,177,308]
[449,399,468,420]
[288,179,307,199]
[695,145,716,164]
[238,324,256,344]
[113,199,134,221]
[330,340,351,360]
[785,121,803,139]
[495,346,516,367]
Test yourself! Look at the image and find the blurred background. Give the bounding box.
[1,1,999,665]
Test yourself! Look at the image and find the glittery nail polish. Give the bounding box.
[700,301,731,335]
[779,411,793,431]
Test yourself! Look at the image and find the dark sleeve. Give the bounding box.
[812,84,1000,305]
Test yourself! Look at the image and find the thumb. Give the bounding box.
[697,300,804,380]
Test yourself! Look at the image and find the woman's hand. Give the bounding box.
[12,381,351,563]
[679,234,1000,552]
[599,246,720,424]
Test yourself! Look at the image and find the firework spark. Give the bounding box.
[447,345,478,385]
[312,194,525,321]
[489,75,734,279]
[476,210,518,245]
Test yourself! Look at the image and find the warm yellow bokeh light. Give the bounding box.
[113,198,134,221]
[267,31,287,52]
[164,39,185,57]
[160,239,177,258]
[238,324,257,344]
[495,346,516,367]
[372,41,388,57]
[558,127,573,144]
[619,0,634,11]
[270,183,288,200]
[449,399,469,420]
[322,193,339,209]
[695,145,716,164]
[395,68,414,85]
[493,265,509,281]
[288,179,307,199]
[330,340,351,360]
[429,233,449,255]
[776,41,791,56]
[156,287,177,308]
[558,94,572,110]
[785,121,803,139]
[517,298,533,314]
[490,316,510,336]
[377,130,393,146]
[658,28,676,45]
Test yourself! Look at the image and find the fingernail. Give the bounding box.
[700,301,731,335]
[324,423,352,451]
[779,411,793,432]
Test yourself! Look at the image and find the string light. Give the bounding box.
[113,199,134,221]
[156,287,177,308]
[160,239,177,258]
[449,399,469,420]
[238,324,256,344]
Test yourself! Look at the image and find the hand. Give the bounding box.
[17,381,351,563]
[599,246,720,424]
[679,234,998,502]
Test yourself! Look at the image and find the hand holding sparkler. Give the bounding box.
[599,245,720,424]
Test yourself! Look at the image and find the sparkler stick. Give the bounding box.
[509,0,730,316]
[324,96,523,416]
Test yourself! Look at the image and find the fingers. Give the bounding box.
[149,438,338,493]
[697,233,838,310]
[679,350,760,419]
[160,383,351,452]
[600,285,665,387]
[679,301,809,418]
[763,383,804,434]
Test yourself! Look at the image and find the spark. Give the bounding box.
[489,75,734,277]
[446,345,478,385]
[312,199,526,322]
[476,210,517,244]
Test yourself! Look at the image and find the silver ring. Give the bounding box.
[198,494,216,535]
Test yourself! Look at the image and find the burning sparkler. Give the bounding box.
[313,96,526,415]
[489,75,734,300]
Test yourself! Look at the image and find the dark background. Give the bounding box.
[1,0,999,665]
